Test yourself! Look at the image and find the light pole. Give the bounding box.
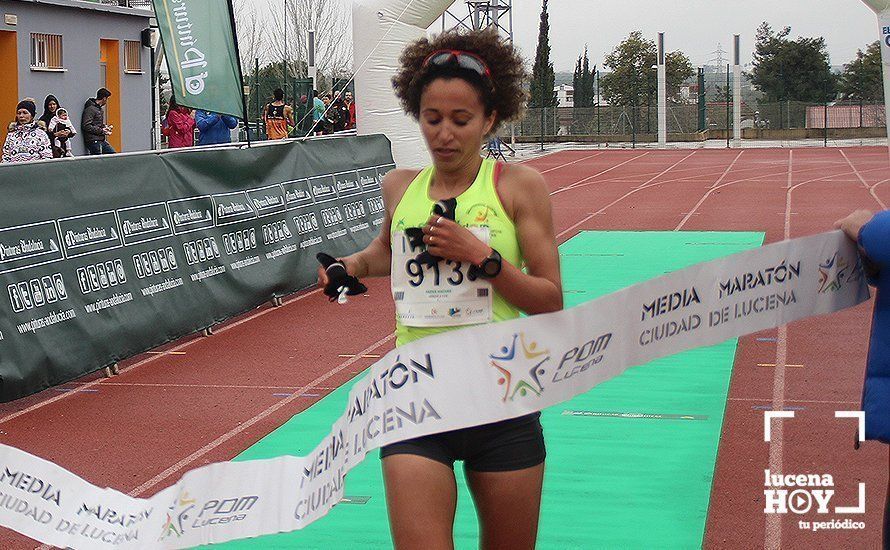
[283,0,288,99]
[308,29,316,91]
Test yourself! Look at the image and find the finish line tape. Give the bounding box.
[0,231,869,549]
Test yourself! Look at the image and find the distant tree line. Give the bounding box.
[528,9,885,112]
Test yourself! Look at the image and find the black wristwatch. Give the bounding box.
[472,248,502,279]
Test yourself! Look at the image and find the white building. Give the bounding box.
[555,84,573,108]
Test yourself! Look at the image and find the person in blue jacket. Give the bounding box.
[195,110,238,146]
[836,208,889,546]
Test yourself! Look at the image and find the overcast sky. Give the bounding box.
[255,0,879,71]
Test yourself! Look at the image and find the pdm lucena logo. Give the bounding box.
[160,489,258,540]
[489,333,550,402]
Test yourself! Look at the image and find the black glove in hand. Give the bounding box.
[316,253,367,302]
[410,198,457,268]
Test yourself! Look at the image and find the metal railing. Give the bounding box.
[92,0,153,10]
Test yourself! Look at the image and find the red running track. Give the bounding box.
[0,147,887,548]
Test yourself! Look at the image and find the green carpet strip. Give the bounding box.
[211,230,764,549]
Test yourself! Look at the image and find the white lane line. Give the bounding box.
[554,150,698,239]
[554,159,768,191]
[728,397,860,405]
[674,161,883,233]
[128,333,395,498]
[674,150,745,231]
[557,160,868,208]
[766,149,793,550]
[539,151,604,174]
[869,177,890,190]
[88,382,341,391]
[839,148,888,209]
[550,152,651,196]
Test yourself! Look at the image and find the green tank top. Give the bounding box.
[391,158,522,346]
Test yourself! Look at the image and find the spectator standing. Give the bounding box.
[47,108,76,158]
[333,91,350,132]
[38,94,59,134]
[195,110,238,146]
[344,91,356,130]
[81,88,115,155]
[294,94,311,136]
[2,99,52,163]
[39,95,74,158]
[162,99,196,148]
[312,90,325,135]
[321,94,340,135]
[263,88,294,140]
[37,94,58,126]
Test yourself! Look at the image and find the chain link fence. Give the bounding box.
[505,100,886,149]
[241,72,355,140]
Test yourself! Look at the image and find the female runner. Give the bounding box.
[319,28,562,549]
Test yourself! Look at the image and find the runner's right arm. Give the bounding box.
[317,169,415,286]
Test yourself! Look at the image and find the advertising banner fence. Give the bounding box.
[0,136,393,401]
[0,230,871,549]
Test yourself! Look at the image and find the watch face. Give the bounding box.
[482,251,502,277]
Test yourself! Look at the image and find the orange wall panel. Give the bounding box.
[0,31,18,147]
[99,39,121,152]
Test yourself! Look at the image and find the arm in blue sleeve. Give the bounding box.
[222,115,238,129]
[195,111,218,133]
[859,210,890,266]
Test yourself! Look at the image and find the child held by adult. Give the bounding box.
[47,108,76,158]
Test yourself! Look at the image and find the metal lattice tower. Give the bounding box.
[439,0,516,153]
[440,0,513,42]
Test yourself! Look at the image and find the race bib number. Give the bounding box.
[391,228,493,327]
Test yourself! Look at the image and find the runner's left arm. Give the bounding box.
[487,167,562,315]
[422,166,563,315]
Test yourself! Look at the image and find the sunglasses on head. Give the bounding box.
[422,49,492,80]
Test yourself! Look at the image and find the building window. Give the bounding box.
[124,40,143,73]
[30,33,63,70]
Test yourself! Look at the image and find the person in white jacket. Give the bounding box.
[1,99,52,164]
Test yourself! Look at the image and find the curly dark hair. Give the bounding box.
[391,28,527,134]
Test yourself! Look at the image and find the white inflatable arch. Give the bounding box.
[863,1,890,149]
[354,0,890,166]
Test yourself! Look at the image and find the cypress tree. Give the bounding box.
[582,56,595,107]
[529,0,556,108]
[573,54,583,105]
[572,46,595,107]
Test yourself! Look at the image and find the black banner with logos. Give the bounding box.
[0,136,393,402]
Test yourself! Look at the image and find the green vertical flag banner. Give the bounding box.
[152,0,244,118]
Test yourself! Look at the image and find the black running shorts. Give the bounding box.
[380,412,545,472]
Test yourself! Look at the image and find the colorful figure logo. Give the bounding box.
[160,491,197,540]
[490,333,549,401]
[818,252,856,293]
